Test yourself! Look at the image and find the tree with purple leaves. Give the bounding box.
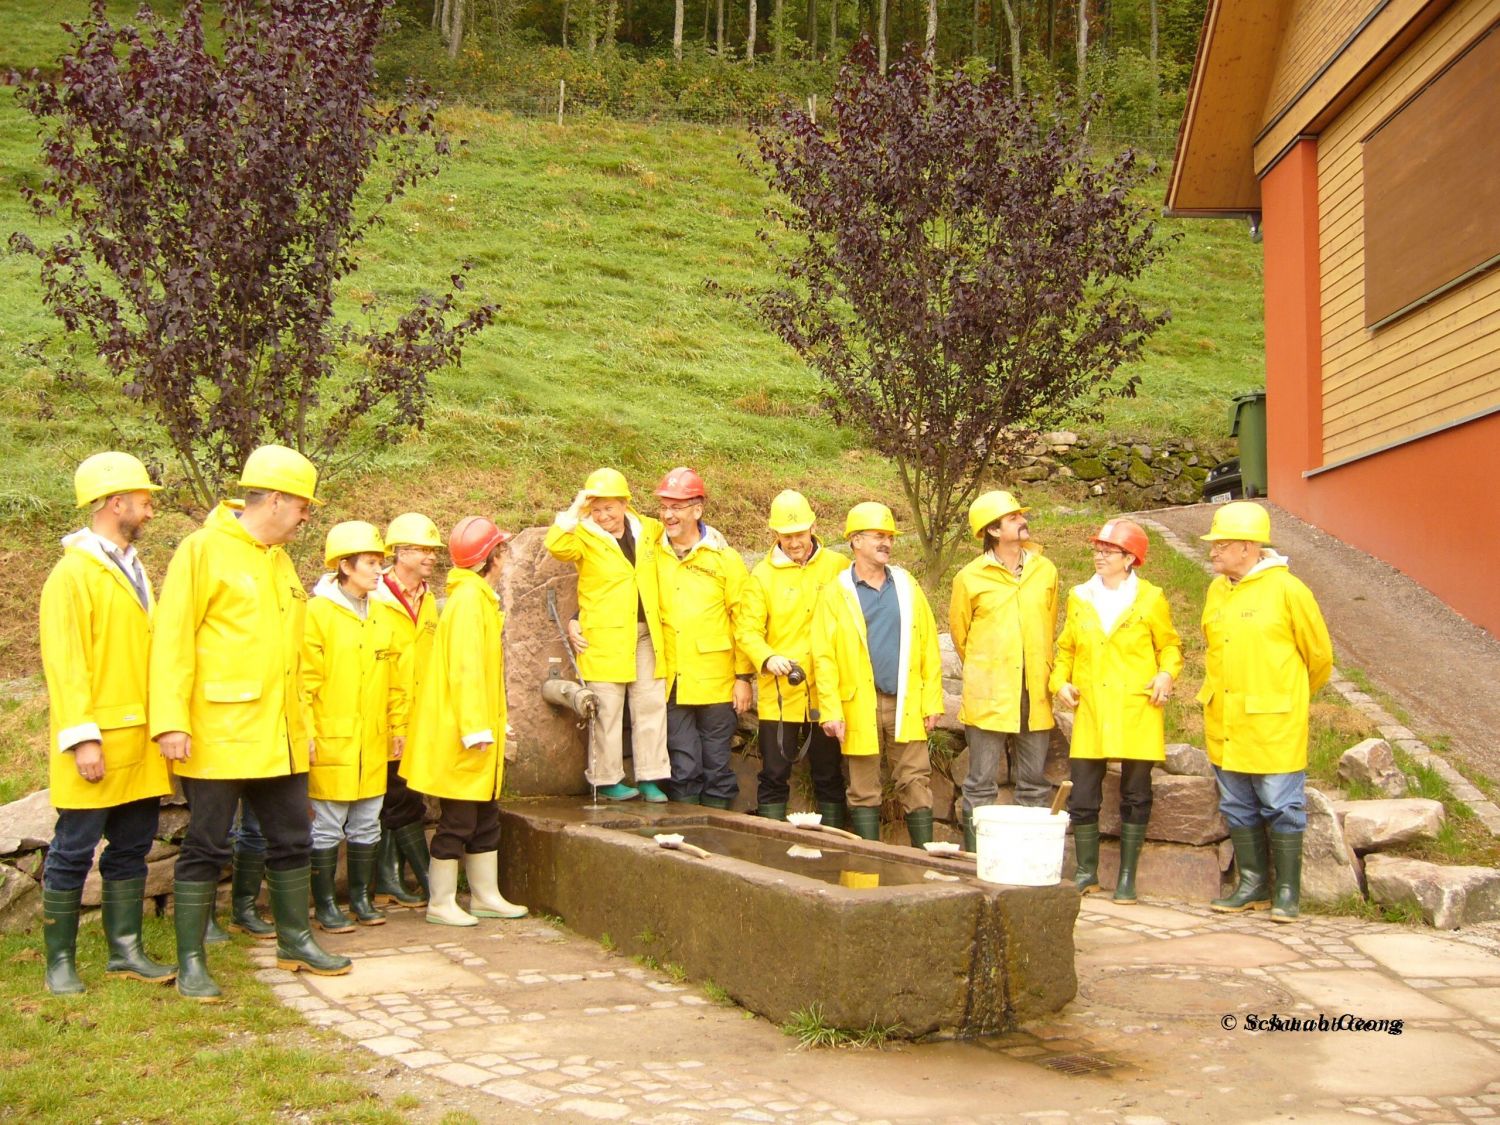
[746,39,1171,582]
[10,0,496,508]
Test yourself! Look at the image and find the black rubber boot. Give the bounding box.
[1269,831,1304,924]
[102,878,176,983]
[904,809,934,849]
[310,846,354,934]
[42,887,85,995]
[228,850,275,939]
[1071,822,1102,894]
[1113,822,1147,904]
[700,796,733,810]
[345,842,386,927]
[393,821,431,900]
[372,830,424,908]
[816,802,848,830]
[757,803,788,821]
[962,812,977,853]
[172,880,223,1002]
[1211,825,1272,912]
[267,866,352,977]
[848,807,882,841]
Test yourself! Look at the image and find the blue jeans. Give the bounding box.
[665,694,739,803]
[234,799,267,854]
[42,797,160,891]
[962,689,1052,811]
[1213,767,1307,833]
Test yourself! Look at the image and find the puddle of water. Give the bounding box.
[626,824,944,887]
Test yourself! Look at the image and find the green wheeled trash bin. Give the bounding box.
[1231,391,1267,498]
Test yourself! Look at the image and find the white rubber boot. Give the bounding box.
[463,851,528,919]
[424,857,477,927]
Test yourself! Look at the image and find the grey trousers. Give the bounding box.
[962,691,1052,811]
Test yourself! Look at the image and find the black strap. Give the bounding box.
[773,676,816,765]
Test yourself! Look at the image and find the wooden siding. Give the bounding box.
[1317,0,1500,464]
[1265,0,1377,122]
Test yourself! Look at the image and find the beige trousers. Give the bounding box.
[845,692,932,813]
[586,623,671,786]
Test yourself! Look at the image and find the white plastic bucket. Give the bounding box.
[973,805,1068,886]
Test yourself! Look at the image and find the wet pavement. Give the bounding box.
[258,883,1500,1124]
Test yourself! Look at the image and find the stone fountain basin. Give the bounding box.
[497,800,1078,1038]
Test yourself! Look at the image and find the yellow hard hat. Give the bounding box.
[324,521,386,569]
[582,467,631,500]
[768,490,816,534]
[844,501,897,538]
[384,512,442,550]
[968,490,1028,539]
[74,452,162,508]
[1200,501,1272,544]
[238,444,323,505]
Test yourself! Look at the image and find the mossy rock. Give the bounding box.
[1127,456,1156,488]
[1071,457,1108,482]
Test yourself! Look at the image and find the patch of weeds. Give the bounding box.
[536,912,566,927]
[1447,757,1500,803]
[438,1113,481,1125]
[635,953,662,972]
[392,1095,422,1111]
[780,1004,902,1049]
[701,980,736,1006]
[662,961,688,984]
[636,927,658,946]
[599,932,616,953]
[1303,894,1382,922]
[1340,778,1384,802]
[1379,899,1428,926]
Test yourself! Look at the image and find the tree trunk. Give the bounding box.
[587,0,599,55]
[828,0,836,54]
[1149,0,1159,66]
[808,0,818,56]
[999,0,1021,96]
[447,0,465,58]
[1046,0,1055,64]
[673,0,684,59]
[562,0,570,47]
[747,0,758,62]
[1076,0,1088,98]
[925,0,937,61]
[716,0,725,53]
[970,0,979,58]
[704,0,711,43]
[877,0,887,72]
[604,0,618,50]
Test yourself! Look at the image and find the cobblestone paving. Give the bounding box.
[260,893,1500,1124]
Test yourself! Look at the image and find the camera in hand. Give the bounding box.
[785,661,806,686]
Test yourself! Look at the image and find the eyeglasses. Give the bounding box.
[660,502,701,515]
[1091,546,1126,557]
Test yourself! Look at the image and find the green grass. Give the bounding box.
[780,1003,902,1049]
[0,924,404,1123]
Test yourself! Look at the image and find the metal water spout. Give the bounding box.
[541,671,598,721]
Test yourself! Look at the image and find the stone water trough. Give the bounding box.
[497,800,1078,1039]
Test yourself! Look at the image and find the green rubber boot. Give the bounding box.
[371,831,423,908]
[700,796,733,810]
[1113,822,1147,904]
[392,821,431,901]
[102,878,176,983]
[1211,825,1272,912]
[228,850,275,939]
[962,812,977,854]
[345,842,386,927]
[172,880,223,1002]
[267,866,352,977]
[816,802,848,830]
[42,887,85,995]
[1269,831,1304,924]
[203,893,230,944]
[848,806,882,841]
[309,846,354,934]
[904,808,934,849]
[675,794,702,805]
[1071,822,1102,894]
[757,803,788,821]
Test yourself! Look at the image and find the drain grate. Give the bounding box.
[1037,1052,1117,1076]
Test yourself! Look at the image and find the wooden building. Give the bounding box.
[1167,0,1500,635]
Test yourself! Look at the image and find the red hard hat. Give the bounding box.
[449,516,510,569]
[1092,519,1149,567]
[654,466,706,501]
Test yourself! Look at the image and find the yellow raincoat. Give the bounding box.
[149,502,309,779]
[1197,553,1333,774]
[40,531,172,810]
[811,566,943,756]
[303,577,410,802]
[1048,576,1183,761]
[737,541,850,721]
[949,551,1059,733]
[544,510,666,683]
[656,525,753,705]
[398,567,506,801]
[371,573,437,726]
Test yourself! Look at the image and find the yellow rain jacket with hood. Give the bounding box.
[303,575,410,802]
[544,508,666,683]
[656,524,753,705]
[40,530,172,809]
[811,566,943,756]
[1049,574,1183,761]
[736,540,850,721]
[149,502,309,778]
[1197,551,1333,774]
[949,550,1059,733]
[398,567,507,801]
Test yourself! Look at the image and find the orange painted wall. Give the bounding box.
[1261,139,1500,636]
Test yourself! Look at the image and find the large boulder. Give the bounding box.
[1338,738,1408,798]
[497,526,591,796]
[1366,855,1500,930]
[1084,836,1231,902]
[1335,798,1446,853]
[1098,770,1227,845]
[0,790,57,851]
[0,863,42,934]
[1301,787,1363,904]
[1163,743,1214,778]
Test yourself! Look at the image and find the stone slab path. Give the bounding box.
[259,893,1500,1124]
